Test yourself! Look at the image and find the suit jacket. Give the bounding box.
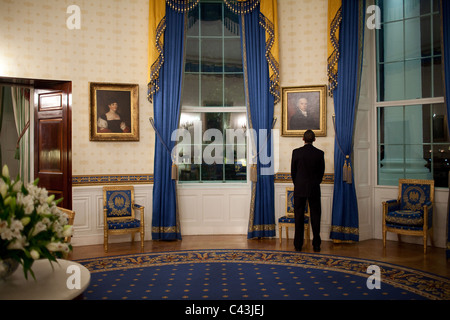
[289,110,320,130]
[291,143,325,197]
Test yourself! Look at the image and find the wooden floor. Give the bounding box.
[70,235,450,278]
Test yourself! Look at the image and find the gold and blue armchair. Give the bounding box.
[278,187,310,243]
[382,179,434,254]
[103,185,145,253]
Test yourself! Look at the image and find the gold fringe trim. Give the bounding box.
[224,0,260,14]
[330,225,359,235]
[327,3,342,96]
[166,0,200,13]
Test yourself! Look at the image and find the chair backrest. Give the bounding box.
[103,186,135,220]
[286,187,308,218]
[58,207,75,225]
[58,207,75,243]
[286,187,294,217]
[398,179,434,212]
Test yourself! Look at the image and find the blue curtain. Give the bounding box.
[442,0,450,259]
[241,7,276,239]
[329,0,364,242]
[151,5,184,240]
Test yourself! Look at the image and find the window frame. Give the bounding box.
[177,0,249,184]
[374,0,447,187]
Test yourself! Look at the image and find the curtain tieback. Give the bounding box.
[343,155,352,184]
[149,117,178,180]
[15,120,30,160]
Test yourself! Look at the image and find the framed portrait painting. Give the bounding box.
[89,82,139,141]
[281,85,327,137]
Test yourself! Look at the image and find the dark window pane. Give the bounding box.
[431,144,450,187]
[182,74,199,107]
[224,38,242,72]
[201,74,223,106]
[224,74,245,107]
[185,37,199,72]
[201,38,223,72]
[200,2,222,37]
[433,57,443,97]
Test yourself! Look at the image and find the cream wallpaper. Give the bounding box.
[0,0,334,177]
[277,0,334,173]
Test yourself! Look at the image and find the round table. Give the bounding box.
[0,259,90,300]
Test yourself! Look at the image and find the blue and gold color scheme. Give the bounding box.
[382,179,434,254]
[278,187,309,243]
[103,185,145,253]
[77,249,450,300]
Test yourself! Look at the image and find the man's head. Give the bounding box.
[297,98,308,112]
[303,129,315,144]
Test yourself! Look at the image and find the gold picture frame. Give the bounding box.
[89,82,139,141]
[281,85,327,137]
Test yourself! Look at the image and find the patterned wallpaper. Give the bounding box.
[277,0,335,174]
[0,0,334,178]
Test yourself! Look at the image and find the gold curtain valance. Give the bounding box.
[224,0,260,14]
[166,0,200,12]
[259,0,280,104]
[327,0,342,96]
[148,0,280,104]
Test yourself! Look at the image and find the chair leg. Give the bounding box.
[383,230,386,248]
[423,232,427,254]
[140,229,145,252]
[104,233,108,253]
[278,225,282,243]
[285,226,289,241]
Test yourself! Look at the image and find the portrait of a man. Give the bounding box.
[282,85,326,137]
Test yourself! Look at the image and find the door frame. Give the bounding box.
[0,76,72,208]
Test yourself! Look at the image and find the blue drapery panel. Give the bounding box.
[442,0,450,259]
[241,7,276,239]
[151,5,184,240]
[329,0,364,242]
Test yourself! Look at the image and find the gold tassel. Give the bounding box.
[343,159,348,182]
[250,164,257,182]
[171,163,178,180]
[347,160,352,184]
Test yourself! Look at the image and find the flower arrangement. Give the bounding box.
[0,165,73,279]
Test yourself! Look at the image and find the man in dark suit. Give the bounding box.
[290,130,325,252]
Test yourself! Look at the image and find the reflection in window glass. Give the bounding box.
[376,0,447,187]
[179,1,246,183]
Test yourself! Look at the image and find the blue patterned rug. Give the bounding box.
[76,249,449,301]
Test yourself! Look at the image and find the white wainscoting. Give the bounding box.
[71,183,337,246]
[71,182,446,248]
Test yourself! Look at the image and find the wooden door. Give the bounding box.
[34,82,72,209]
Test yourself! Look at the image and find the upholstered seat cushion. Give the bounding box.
[107,218,141,230]
[385,210,423,227]
[278,216,309,224]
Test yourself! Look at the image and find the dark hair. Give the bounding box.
[303,129,315,143]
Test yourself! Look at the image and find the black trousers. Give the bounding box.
[294,194,321,250]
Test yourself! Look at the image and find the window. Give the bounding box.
[376,0,448,187]
[177,0,247,183]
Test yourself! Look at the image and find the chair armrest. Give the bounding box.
[423,201,433,229]
[132,203,145,224]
